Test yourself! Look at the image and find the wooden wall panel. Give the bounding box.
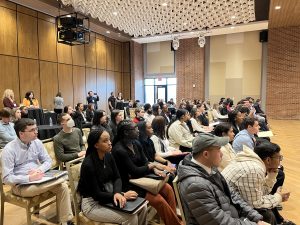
[0,55,20,103]
[114,44,122,72]
[38,12,55,23]
[40,61,58,110]
[106,42,114,71]
[0,0,16,10]
[96,38,106,69]
[38,19,57,62]
[115,72,122,96]
[73,66,86,104]
[86,68,97,95]
[57,43,72,64]
[85,34,96,68]
[0,7,17,56]
[17,13,38,59]
[107,71,115,101]
[122,42,130,73]
[97,70,107,111]
[58,64,73,107]
[19,58,40,103]
[122,73,131,100]
[17,5,37,17]
[72,44,85,66]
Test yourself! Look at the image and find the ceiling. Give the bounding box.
[269,0,300,28]
[9,0,271,43]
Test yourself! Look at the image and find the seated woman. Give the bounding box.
[196,103,209,126]
[22,91,39,108]
[112,120,182,225]
[189,108,212,133]
[214,123,236,171]
[151,116,186,164]
[167,109,194,152]
[137,121,176,174]
[91,110,113,141]
[228,110,245,136]
[77,129,147,225]
[85,103,95,122]
[73,103,91,130]
[2,89,18,109]
[12,108,22,123]
[212,103,228,120]
[109,110,123,138]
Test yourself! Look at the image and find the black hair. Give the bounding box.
[56,92,62,97]
[228,110,239,124]
[254,141,281,160]
[57,113,68,124]
[25,91,34,99]
[152,104,160,116]
[113,119,133,145]
[110,110,121,124]
[0,108,12,118]
[86,128,107,156]
[93,110,106,126]
[241,117,258,130]
[14,118,35,138]
[176,109,189,120]
[239,106,250,115]
[214,123,232,137]
[76,103,83,111]
[137,121,148,141]
[152,116,166,139]
[190,108,198,119]
[144,103,152,112]
[63,105,69,113]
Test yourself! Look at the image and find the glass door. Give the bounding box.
[156,85,167,103]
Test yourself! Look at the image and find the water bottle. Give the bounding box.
[49,117,53,126]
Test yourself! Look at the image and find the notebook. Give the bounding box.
[105,197,148,214]
[257,131,274,138]
[20,170,68,185]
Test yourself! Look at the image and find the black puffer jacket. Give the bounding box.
[177,154,263,225]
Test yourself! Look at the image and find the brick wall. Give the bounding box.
[266,26,300,119]
[175,38,205,103]
[130,41,144,102]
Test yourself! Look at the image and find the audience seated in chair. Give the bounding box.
[77,129,147,224]
[167,109,194,152]
[0,108,17,148]
[132,108,145,123]
[222,143,295,225]
[112,120,183,225]
[177,133,264,225]
[54,113,86,163]
[1,118,73,225]
[91,110,113,141]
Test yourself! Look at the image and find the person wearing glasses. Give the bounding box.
[1,118,74,225]
[222,142,295,225]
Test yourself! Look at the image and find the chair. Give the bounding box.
[82,128,90,149]
[42,138,62,169]
[129,108,136,120]
[173,176,186,225]
[65,158,118,225]
[0,152,58,225]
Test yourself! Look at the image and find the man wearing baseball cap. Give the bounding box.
[177,133,265,225]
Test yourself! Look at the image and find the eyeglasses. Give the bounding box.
[23,127,38,132]
[271,155,283,161]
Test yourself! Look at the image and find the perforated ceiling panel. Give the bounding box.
[61,0,256,37]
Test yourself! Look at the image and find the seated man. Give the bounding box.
[1,118,74,225]
[233,117,260,153]
[177,133,264,225]
[0,108,17,148]
[222,143,295,225]
[54,113,86,163]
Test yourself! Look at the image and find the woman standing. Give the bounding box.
[78,128,147,225]
[22,91,39,108]
[2,89,18,109]
[54,92,64,114]
[112,120,182,225]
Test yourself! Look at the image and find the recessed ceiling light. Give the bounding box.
[113,11,118,15]
[183,22,187,25]
[190,31,194,34]
[161,2,168,6]
[143,28,147,31]
[275,6,281,10]
[106,31,110,34]
[231,16,236,19]
[230,26,235,29]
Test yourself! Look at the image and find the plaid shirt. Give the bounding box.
[222,146,282,209]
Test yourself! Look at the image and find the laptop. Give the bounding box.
[105,197,148,214]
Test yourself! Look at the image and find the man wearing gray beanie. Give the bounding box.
[177,133,266,225]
